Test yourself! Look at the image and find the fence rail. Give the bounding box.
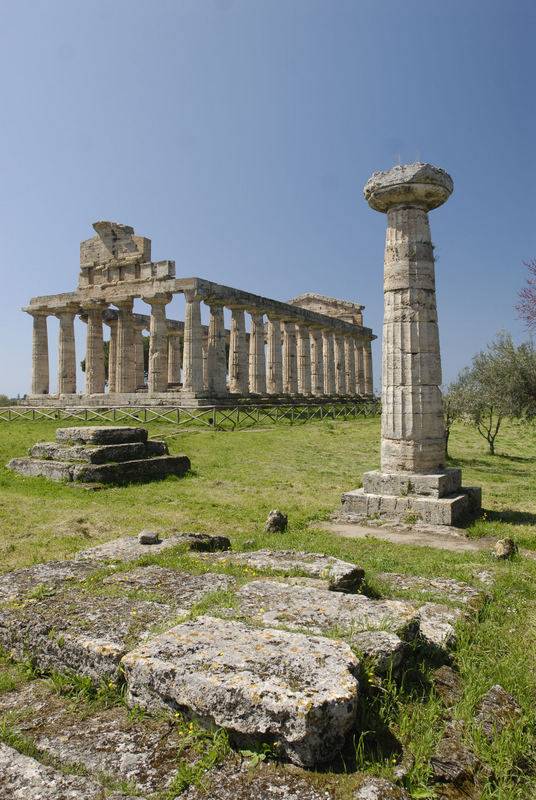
[0,401,380,430]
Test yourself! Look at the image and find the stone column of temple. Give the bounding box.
[248,311,266,395]
[56,306,78,394]
[363,339,373,396]
[344,334,356,395]
[364,162,452,473]
[282,321,298,395]
[296,323,312,395]
[115,299,136,393]
[107,319,118,393]
[310,327,324,396]
[228,307,249,395]
[182,289,204,394]
[355,338,365,394]
[145,294,171,393]
[322,329,336,395]
[133,323,146,389]
[167,331,182,386]
[206,303,227,395]
[85,303,107,394]
[29,311,50,395]
[334,333,346,395]
[266,315,283,395]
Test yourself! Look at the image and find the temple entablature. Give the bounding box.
[22,222,376,406]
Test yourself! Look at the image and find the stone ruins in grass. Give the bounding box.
[341,162,481,526]
[22,221,376,407]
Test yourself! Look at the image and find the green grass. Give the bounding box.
[1,415,536,797]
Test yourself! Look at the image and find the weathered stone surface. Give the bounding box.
[375,572,488,611]
[0,742,146,800]
[340,488,471,527]
[430,731,479,784]
[0,559,98,602]
[29,440,148,463]
[75,534,186,563]
[177,531,232,551]
[0,681,187,795]
[55,425,148,444]
[363,469,462,498]
[144,439,168,456]
[355,777,411,799]
[71,454,191,483]
[186,549,364,592]
[418,603,466,652]
[103,564,235,602]
[432,665,463,706]
[122,615,360,767]
[0,588,179,681]
[491,538,518,559]
[264,509,288,532]
[351,630,407,673]
[475,684,522,740]
[138,529,160,544]
[6,457,74,481]
[229,580,419,646]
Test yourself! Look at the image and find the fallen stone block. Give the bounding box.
[475,684,522,740]
[122,615,360,767]
[355,777,411,799]
[55,425,148,444]
[74,534,187,563]
[0,742,146,800]
[417,602,467,652]
[264,509,288,532]
[186,549,364,592]
[430,727,479,785]
[431,665,463,706]
[229,580,419,650]
[375,572,488,612]
[103,564,235,603]
[0,559,99,602]
[176,531,232,551]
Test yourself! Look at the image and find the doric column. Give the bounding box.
[107,319,118,393]
[282,321,298,395]
[228,306,248,395]
[29,310,49,395]
[85,303,107,394]
[134,323,146,389]
[334,333,346,395]
[344,334,356,395]
[182,289,203,393]
[363,338,373,395]
[167,331,182,386]
[266,315,283,395]
[322,329,336,395]
[296,323,312,395]
[145,293,171,394]
[56,306,78,394]
[310,326,324,396]
[115,299,136,393]
[355,339,365,394]
[248,311,266,395]
[206,303,227,395]
[364,162,451,472]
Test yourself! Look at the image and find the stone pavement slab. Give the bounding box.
[374,573,489,611]
[103,564,235,602]
[74,533,186,562]
[122,615,360,767]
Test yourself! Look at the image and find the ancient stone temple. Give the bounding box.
[341,163,481,526]
[23,222,375,407]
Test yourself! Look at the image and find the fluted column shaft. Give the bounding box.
[85,306,106,394]
[282,321,298,394]
[30,311,49,395]
[310,327,324,396]
[107,320,118,393]
[228,307,248,394]
[363,339,373,395]
[266,315,283,395]
[296,324,312,395]
[344,335,356,395]
[134,325,146,389]
[355,339,365,394]
[115,300,136,393]
[248,311,266,394]
[146,295,171,393]
[167,332,181,385]
[182,290,203,393]
[206,304,227,394]
[322,330,336,395]
[56,308,77,394]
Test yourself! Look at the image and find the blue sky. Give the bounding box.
[1,0,534,397]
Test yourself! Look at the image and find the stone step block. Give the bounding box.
[121,615,360,767]
[0,742,146,800]
[30,440,152,463]
[185,549,364,592]
[229,579,419,646]
[70,454,190,483]
[341,487,470,526]
[55,425,148,444]
[375,572,489,612]
[362,468,462,498]
[6,457,74,481]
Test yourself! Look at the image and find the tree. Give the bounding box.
[516,258,536,331]
[445,332,536,455]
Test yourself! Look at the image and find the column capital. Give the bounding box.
[54,303,80,318]
[364,162,453,213]
[183,288,204,303]
[142,292,173,306]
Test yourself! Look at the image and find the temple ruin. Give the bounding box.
[22,221,376,407]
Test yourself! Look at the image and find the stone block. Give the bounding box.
[363,469,462,498]
[74,534,187,563]
[0,559,99,602]
[55,426,148,445]
[122,615,360,767]
[462,486,482,514]
[144,439,169,456]
[418,602,467,652]
[340,488,471,526]
[103,565,235,604]
[71,454,191,483]
[374,572,488,612]
[30,441,147,463]
[6,457,74,481]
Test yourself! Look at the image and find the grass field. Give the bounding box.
[1,414,536,798]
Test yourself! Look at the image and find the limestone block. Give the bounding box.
[122,615,360,766]
[364,162,453,213]
[185,549,364,592]
[74,534,187,563]
[30,441,147,464]
[0,559,99,602]
[6,457,74,481]
[175,532,231,551]
[375,572,488,612]
[103,565,235,604]
[362,469,462,498]
[340,488,470,526]
[418,602,467,652]
[71,454,190,483]
[55,426,148,445]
